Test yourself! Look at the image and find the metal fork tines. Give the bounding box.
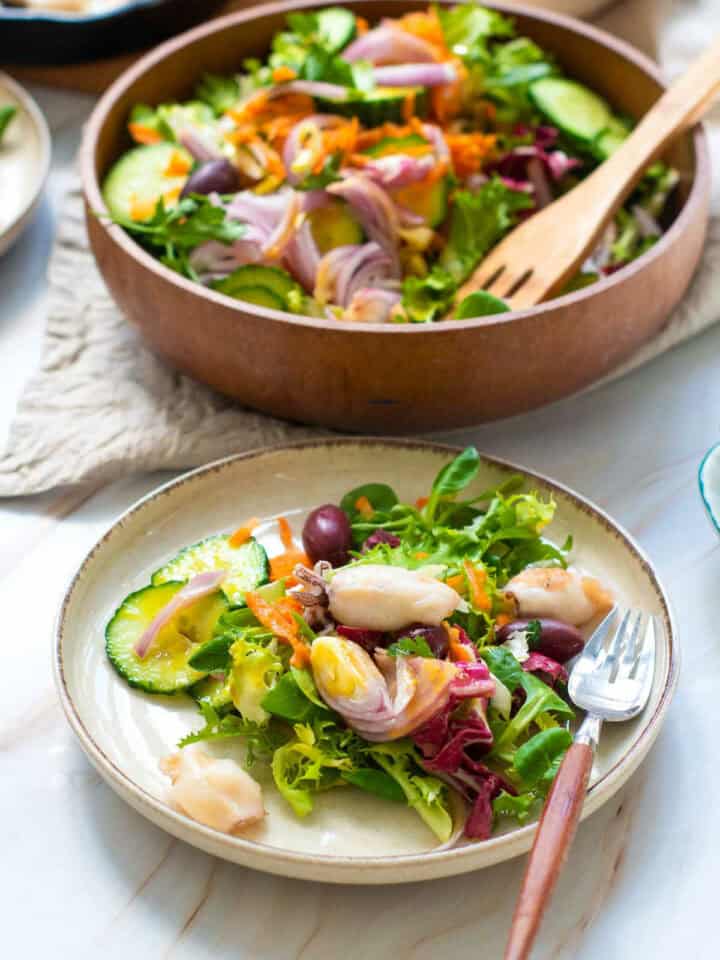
[569,608,657,722]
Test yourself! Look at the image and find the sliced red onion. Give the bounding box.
[526,156,553,209]
[189,233,265,282]
[359,153,435,189]
[134,571,227,659]
[631,204,661,238]
[493,145,580,185]
[227,190,289,233]
[179,129,221,163]
[261,191,302,259]
[300,190,332,213]
[272,80,349,101]
[282,115,344,185]
[372,63,456,88]
[283,218,321,292]
[342,287,401,323]
[420,123,450,165]
[328,176,400,265]
[343,24,437,64]
[316,242,398,306]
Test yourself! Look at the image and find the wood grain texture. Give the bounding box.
[505,742,595,960]
[460,35,720,310]
[79,0,712,432]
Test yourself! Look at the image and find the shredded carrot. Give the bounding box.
[356,120,423,150]
[415,496,429,509]
[128,122,162,145]
[444,622,474,663]
[446,573,465,593]
[431,60,466,126]
[268,517,310,585]
[395,10,449,59]
[229,517,259,548]
[463,559,492,613]
[445,132,497,177]
[495,613,512,628]
[163,149,192,177]
[128,194,158,222]
[415,551,430,559]
[402,91,416,123]
[355,495,374,519]
[245,591,310,667]
[272,65,298,83]
[356,15,369,34]
[162,185,182,205]
[277,516,295,550]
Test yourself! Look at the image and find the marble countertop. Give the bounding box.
[1,84,719,960]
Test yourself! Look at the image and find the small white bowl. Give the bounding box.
[55,440,678,884]
[0,73,50,257]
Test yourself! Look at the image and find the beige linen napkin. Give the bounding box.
[1,0,718,496]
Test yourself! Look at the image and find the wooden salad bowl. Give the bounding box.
[81,0,711,432]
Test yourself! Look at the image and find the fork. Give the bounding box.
[504,609,657,960]
[453,36,720,313]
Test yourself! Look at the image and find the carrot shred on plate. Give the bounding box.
[163,149,192,177]
[229,517,260,548]
[463,559,492,612]
[245,591,310,667]
[354,495,374,519]
[128,122,162,145]
[444,622,475,662]
[128,194,158,222]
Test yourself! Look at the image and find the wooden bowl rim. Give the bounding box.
[81,0,712,335]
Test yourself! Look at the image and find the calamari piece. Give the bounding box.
[310,634,459,742]
[504,566,612,627]
[160,744,264,833]
[327,563,461,631]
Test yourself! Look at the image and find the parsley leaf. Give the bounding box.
[105,196,245,280]
[386,636,435,658]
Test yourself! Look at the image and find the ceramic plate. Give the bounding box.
[0,73,50,256]
[55,440,678,884]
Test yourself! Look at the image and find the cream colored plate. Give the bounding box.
[0,73,50,257]
[55,441,678,884]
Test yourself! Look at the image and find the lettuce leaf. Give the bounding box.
[440,180,533,283]
[370,741,454,842]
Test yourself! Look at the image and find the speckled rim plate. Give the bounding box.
[0,72,50,257]
[54,440,678,884]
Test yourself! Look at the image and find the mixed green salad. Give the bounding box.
[101,2,678,323]
[107,447,613,844]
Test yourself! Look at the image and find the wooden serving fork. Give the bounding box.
[454,36,720,313]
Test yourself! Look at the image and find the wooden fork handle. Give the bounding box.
[504,742,594,960]
[589,34,720,213]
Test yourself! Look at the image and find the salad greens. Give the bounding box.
[101,2,678,324]
[107,445,598,844]
[0,104,16,144]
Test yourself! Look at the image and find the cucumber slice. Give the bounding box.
[594,117,630,160]
[189,674,233,710]
[529,78,612,145]
[392,176,449,228]
[362,133,429,158]
[225,286,287,310]
[105,583,227,694]
[102,142,192,222]
[315,87,429,126]
[152,535,270,607]
[156,102,215,142]
[308,200,364,253]
[214,266,302,312]
[317,7,357,52]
